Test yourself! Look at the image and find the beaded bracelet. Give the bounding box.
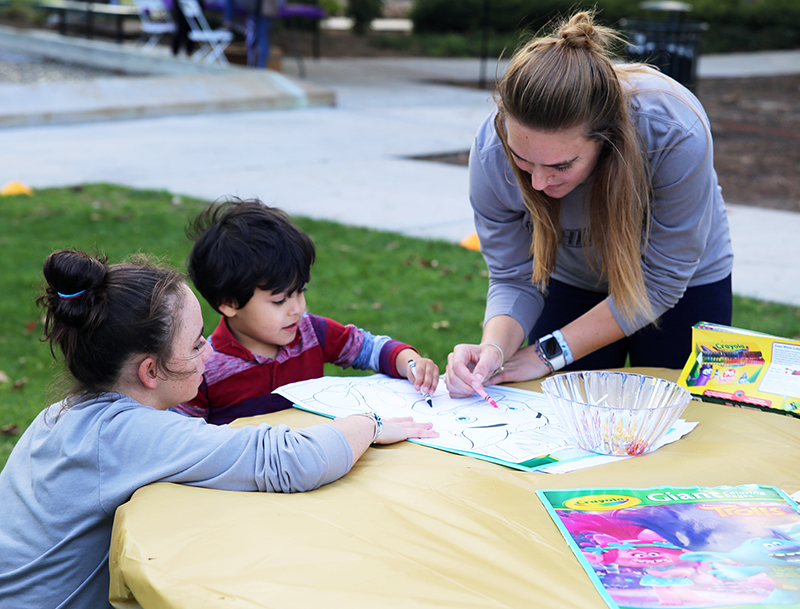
[533,340,555,374]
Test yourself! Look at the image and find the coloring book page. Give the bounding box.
[274,375,695,472]
[539,484,800,608]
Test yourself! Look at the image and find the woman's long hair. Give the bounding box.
[495,10,653,323]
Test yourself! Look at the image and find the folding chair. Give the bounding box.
[133,0,177,53]
[176,0,234,65]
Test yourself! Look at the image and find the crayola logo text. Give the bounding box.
[564,494,641,511]
[714,343,746,350]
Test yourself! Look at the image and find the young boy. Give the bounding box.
[174,198,440,425]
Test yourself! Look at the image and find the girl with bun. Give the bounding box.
[0,249,436,608]
[446,11,733,397]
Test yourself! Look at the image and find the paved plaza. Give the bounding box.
[0,27,798,307]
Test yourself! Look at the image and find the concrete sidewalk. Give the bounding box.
[0,36,798,307]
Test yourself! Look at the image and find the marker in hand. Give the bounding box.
[407,359,433,407]
[472,381,499,409]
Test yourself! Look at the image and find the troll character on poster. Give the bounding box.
[539,485,800,609]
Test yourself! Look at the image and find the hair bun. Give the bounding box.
[558,11,605,51]
[42,249,108,331]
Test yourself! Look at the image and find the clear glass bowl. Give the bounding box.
[541,371,691,456]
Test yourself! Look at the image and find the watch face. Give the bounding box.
[540,336,563,360]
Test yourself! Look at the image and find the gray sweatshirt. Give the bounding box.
[470,66,733,336]
[0,393,352,608]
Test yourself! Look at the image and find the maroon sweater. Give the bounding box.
[173,313,413,425]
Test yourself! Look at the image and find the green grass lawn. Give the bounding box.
[0,184,489,468]
[1,184,799,469]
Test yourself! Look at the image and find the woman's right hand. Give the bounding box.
[374,416,438,445]
[332,414,438,464]
[444,343,504,398]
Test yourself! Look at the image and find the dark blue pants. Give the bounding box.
[529,275,732,370]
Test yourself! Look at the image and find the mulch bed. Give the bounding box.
[695,74,800,212]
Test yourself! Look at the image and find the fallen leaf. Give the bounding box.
[371,302,383,310]
[0,371,9,383]
[12,377,29,391]
[24,320,37,334]
[432,320,450,330]
[1,424,18,436]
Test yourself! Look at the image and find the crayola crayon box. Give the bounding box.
[677,322,800,417]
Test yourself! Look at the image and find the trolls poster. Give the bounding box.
[677,323,800,416]
[538,485,800,608]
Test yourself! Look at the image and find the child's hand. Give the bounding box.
[398,351,439,395]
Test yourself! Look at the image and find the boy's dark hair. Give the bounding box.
[187,198,316,313]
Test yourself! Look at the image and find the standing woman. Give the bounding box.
[445,11,733,396]
[0,249,436,608]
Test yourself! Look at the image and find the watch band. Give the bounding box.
[537,333,567,372]
[552,329,574,366]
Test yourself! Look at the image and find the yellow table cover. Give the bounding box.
[109,370,800,608]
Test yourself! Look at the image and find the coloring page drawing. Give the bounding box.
[274,375,572,465]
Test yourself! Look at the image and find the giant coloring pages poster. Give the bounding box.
[274,375,694,472]
[538,484,800,609]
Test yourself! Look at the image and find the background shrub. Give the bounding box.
[410,0,800,53]
[347,0,384,34]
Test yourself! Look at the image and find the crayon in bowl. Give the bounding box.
[541,371,691,456]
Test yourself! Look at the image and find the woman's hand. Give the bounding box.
[332,414,438,462]
[444,343,504,398]
[483,344,551,385]
[374,416,438,444]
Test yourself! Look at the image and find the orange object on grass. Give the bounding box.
[1,181,33,196]
[459,232,480,251]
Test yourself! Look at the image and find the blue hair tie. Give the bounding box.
[57,289,86,300]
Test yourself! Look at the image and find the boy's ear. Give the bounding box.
[218,300,238,318]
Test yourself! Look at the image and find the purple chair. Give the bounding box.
[205,0,326,75]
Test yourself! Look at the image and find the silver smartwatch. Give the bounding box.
[538,333,567,371]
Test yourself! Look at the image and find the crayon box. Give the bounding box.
[677,322,800,416]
